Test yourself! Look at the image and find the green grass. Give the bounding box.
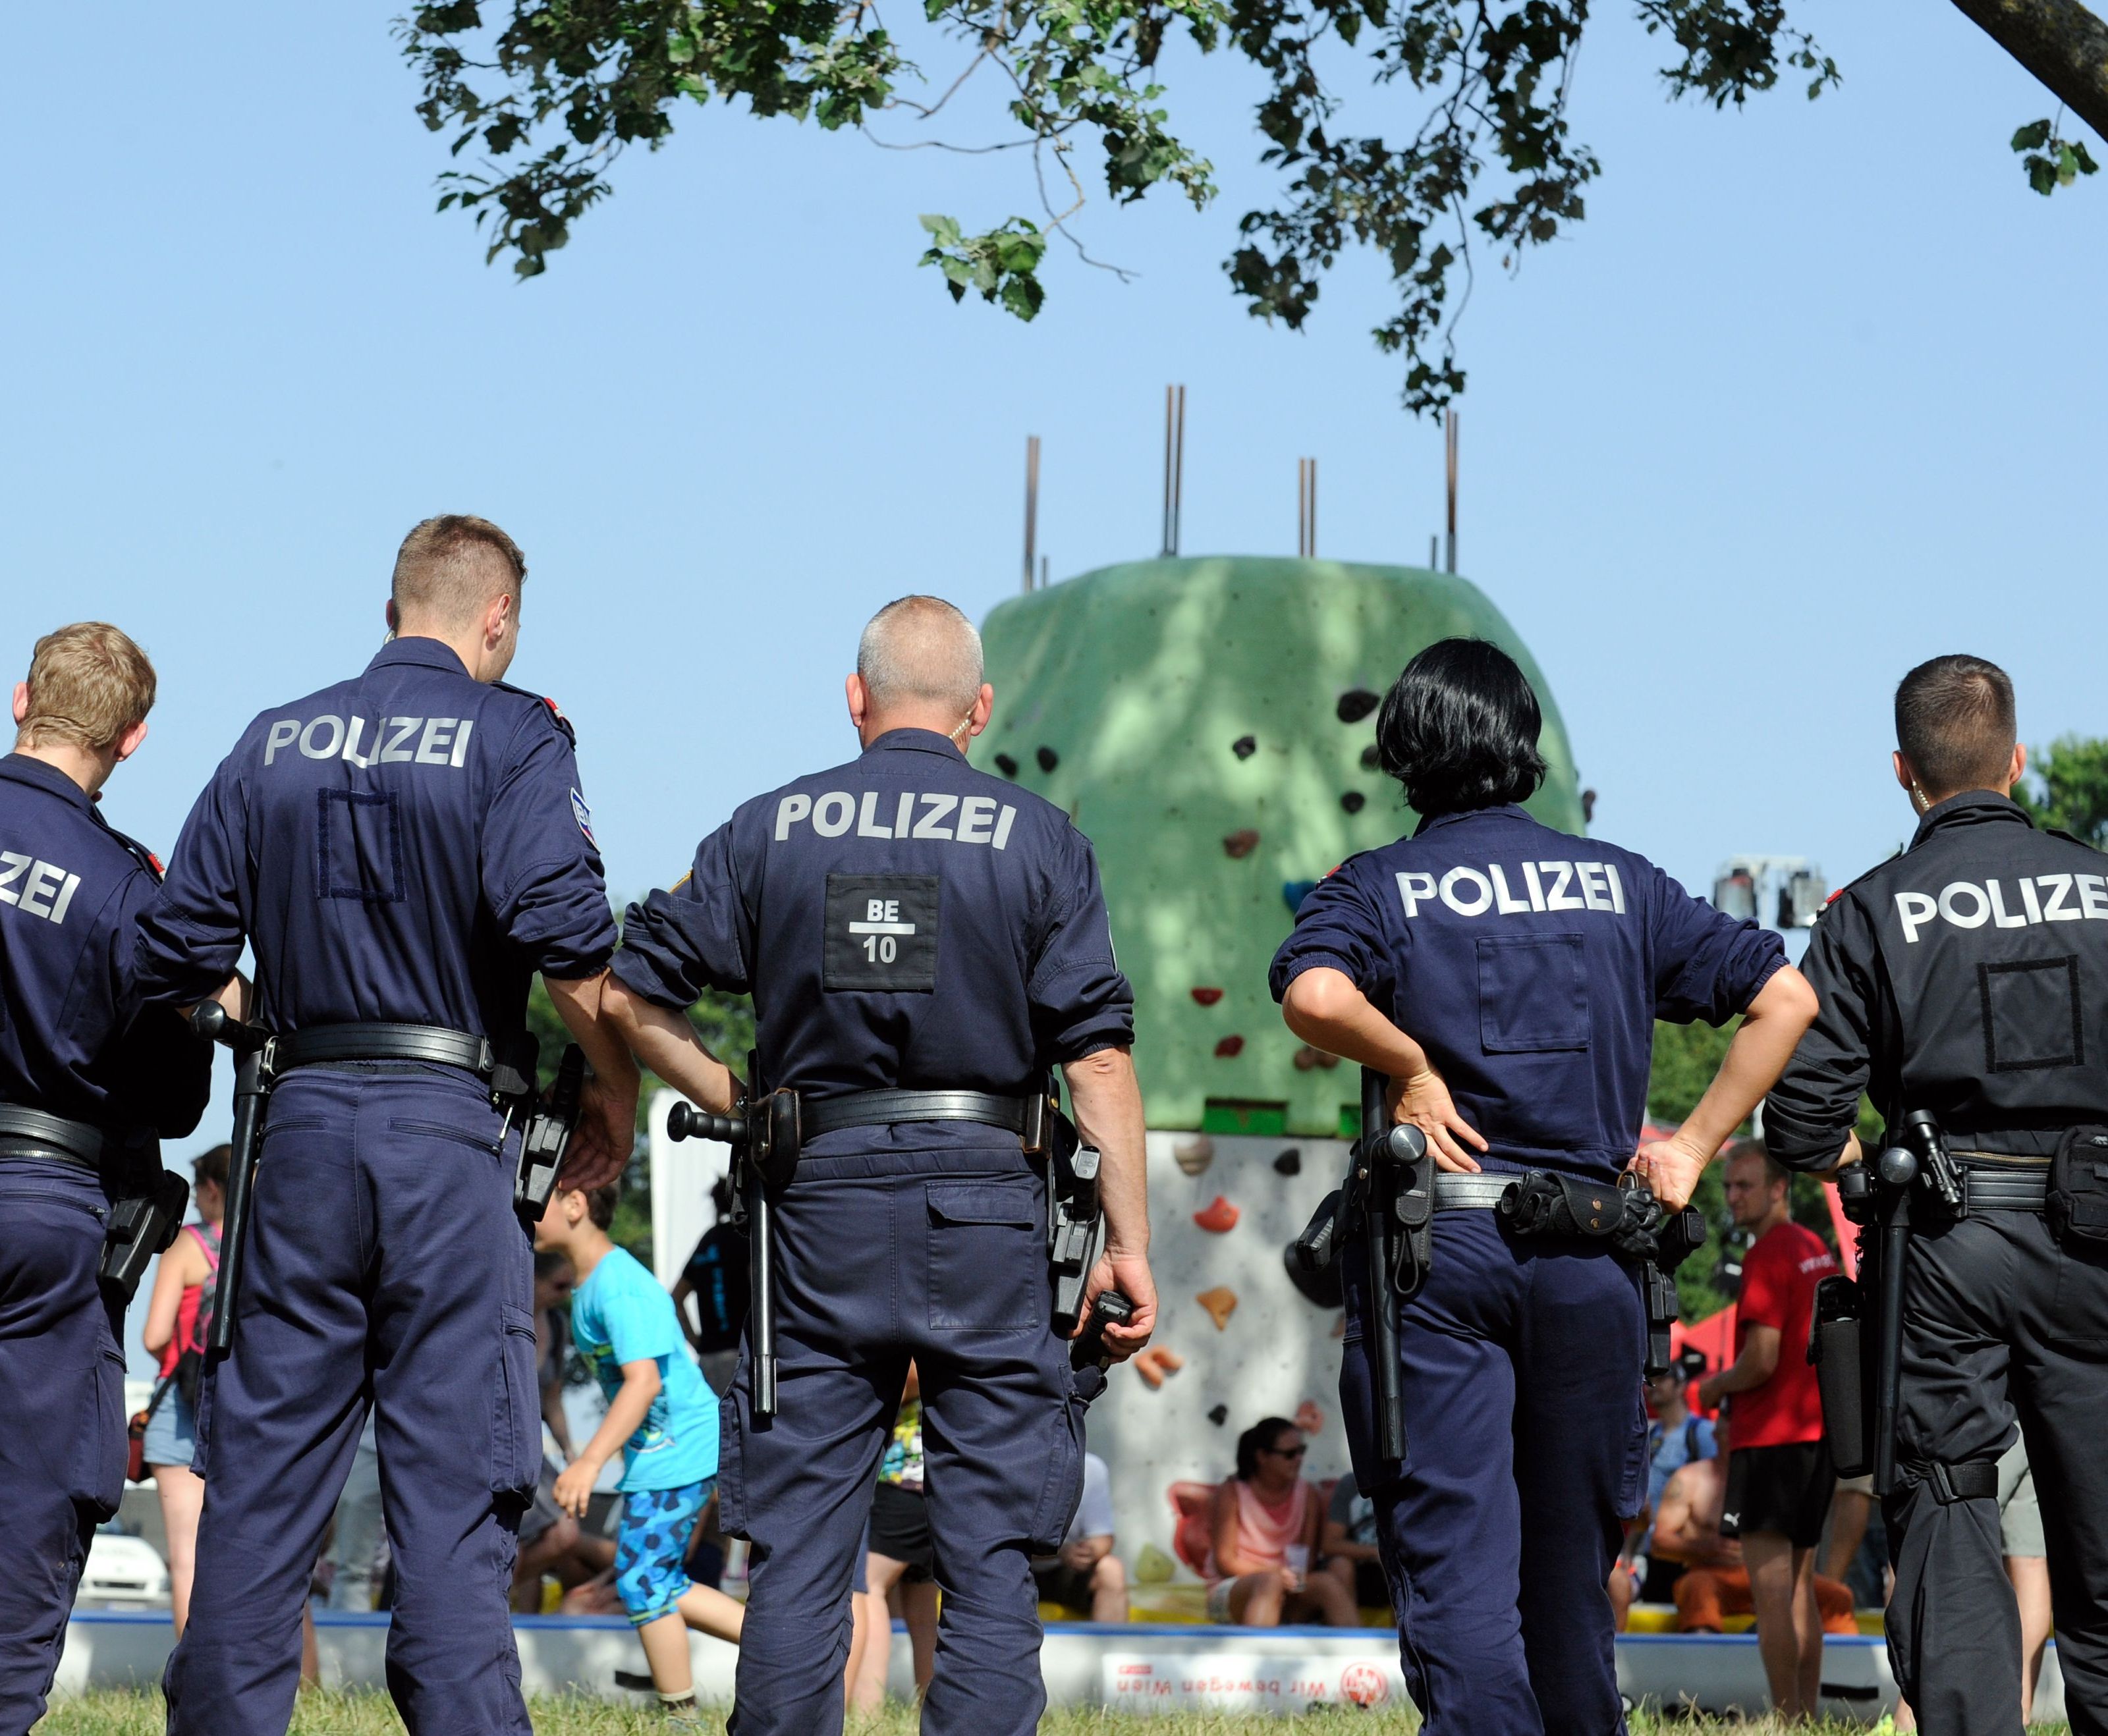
[38,1693,2041,1735]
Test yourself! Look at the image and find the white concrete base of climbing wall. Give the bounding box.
[1096,1127,1360,1589]
[63,1612,2059,1721]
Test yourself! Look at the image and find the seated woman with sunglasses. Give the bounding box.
[1204,1419,1358,1627]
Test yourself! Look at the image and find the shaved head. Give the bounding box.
[391,515,526,630]
[857,596,984,716]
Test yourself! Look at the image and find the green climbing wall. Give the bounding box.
[970,556,1584,1135]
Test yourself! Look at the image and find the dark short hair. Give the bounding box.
[1895,655,2015,800]
[534,1249,574,1282]
[1234,1416,1298,1482]
[192,1145,230,1190]
[586,1183,621,1231]
[1725,1138,1787,1191]
[1375,639,1547,818]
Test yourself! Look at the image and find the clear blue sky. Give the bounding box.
[4,5,2102,1170]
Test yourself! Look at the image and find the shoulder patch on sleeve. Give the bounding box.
[94,815,165,881]
[570,788,597,846]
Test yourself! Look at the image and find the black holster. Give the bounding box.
[513,1043,584,1226]
[2048,1124,2108,1249]
[1810,1271,1871,1477]
[1045,1100,1103,1335]
[99,1166,192,1305]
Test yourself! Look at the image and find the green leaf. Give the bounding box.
[918,213,962,246]
[2011,119,2052,151]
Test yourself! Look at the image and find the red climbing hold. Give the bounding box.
[1213,1035,1244,1058]
[1194,1196,1240,1234]
[1191,987,1224,1006]
[1222,829,1260,859]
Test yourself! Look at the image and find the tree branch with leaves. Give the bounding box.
[399,0,2099,412]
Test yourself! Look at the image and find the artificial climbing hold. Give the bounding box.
[1337,689,1380,724]
[1283,881,1316,915]
[1361,743,1382,772]
[1173,1136,1215,1177]
[1340,791,1366,815]
[1292,1044,1323,1071]
[993,753,1019,778]
[1196,1286,1238,1330]
[1213,1035,1244,1059]
[1222,828,1260,859]
[1231,735,1257,760]
[1294,1399,1325,1436]
[1273,1148,1302,1177]
[1036,745,1060,773]
[1135,1542,1176,1584]
[1131,1346,1184,1388]
[1194,1196,1240,1234]
[1207,1404,1229,1427]
[1190,987,1223,1006]
[1331,1313,1346,1339]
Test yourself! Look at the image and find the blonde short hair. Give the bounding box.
[391,515,527,628]
[17,623,157,751]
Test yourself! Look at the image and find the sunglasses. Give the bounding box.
[1264,1443,1308,1460]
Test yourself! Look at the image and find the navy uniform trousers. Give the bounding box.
[719,1146,1083,1736]
[1885,1208,2108,1736]
[165,1064,540,1736]
[0,1156,126,1736]
[1341,1208,1646,1736]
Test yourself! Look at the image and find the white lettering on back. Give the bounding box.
[1439,865,1493,915]
[957,797,997,844]
[1895,892,1937,943]
[775,794,812,840]
[1541,861,1584,911]
[1985,880,2028,928]
[264,720,299,765]
[1489,864,1530,914]
[857,791,893,839]
[0,849,82,927]
[812,792,854,838]
[1396,872,1436,918]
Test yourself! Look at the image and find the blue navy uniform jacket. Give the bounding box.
[134,638,617,1035]
[613,728,1133,1160]
[0,754,209,1142]
[1270,803,1784,1179]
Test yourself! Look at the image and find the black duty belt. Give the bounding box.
[0,1103,105,1169]
[272,1023,503,1082]
[1960,1159,2049,1213]
[799,1088,1047,1152]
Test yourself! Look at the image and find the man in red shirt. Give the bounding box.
[1698,1141,1841,1721]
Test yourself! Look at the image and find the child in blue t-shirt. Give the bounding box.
[538,1182,743,1716]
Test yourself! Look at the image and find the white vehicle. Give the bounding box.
[80,1521,171,1606]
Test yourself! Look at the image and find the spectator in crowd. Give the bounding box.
[1318,1471,1387,1614]
[540,1183,743,1720]
[1655,1419,1857,1641]
[512,1251,617,1612]
[1999,1437,2053,1726]
[855,1367,939,1708]
[672,1174,749,1397]
[1205,1419,1357,1627]
[1823,1473,1877,1599]
[1622,1367,1720,1614]
[140,1145,227,1635]
[1031,1451,1126,1622]
[1694,1142,1840,1721]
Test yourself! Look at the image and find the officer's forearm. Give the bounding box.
[599,975,740,1112]
[1676,967,1819,1158]
[545,971,643,1102]
[1063,1046,1148,1255]
[1280,968,1433,1080]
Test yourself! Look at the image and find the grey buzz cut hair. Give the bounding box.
[856,595,984,714]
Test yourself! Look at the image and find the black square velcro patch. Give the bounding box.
[823,873,941,993]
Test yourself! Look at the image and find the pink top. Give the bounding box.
[1204,1478,1312,1582]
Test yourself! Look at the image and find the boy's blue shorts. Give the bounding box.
[615,1477,715,1626]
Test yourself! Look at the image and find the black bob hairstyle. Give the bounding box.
[1374,637,1547,818]
[1234,1416,1300,1482]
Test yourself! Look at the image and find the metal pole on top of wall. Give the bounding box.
[1022,435,1041,593]
[1160,385,1186,558]
[1444,409,1458,574]
[1296,458,1318,558]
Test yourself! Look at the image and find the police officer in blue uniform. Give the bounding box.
[134,516,640,1736]
[1766,655,2108,1735]
[601,595,1155,1736]
[0,623,217,1736]
[1271,639,1817,1736]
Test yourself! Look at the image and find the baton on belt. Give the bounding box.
[191,1002,273,1358]
[668,1058,799,1420]
[1358,1067,1429,1467]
